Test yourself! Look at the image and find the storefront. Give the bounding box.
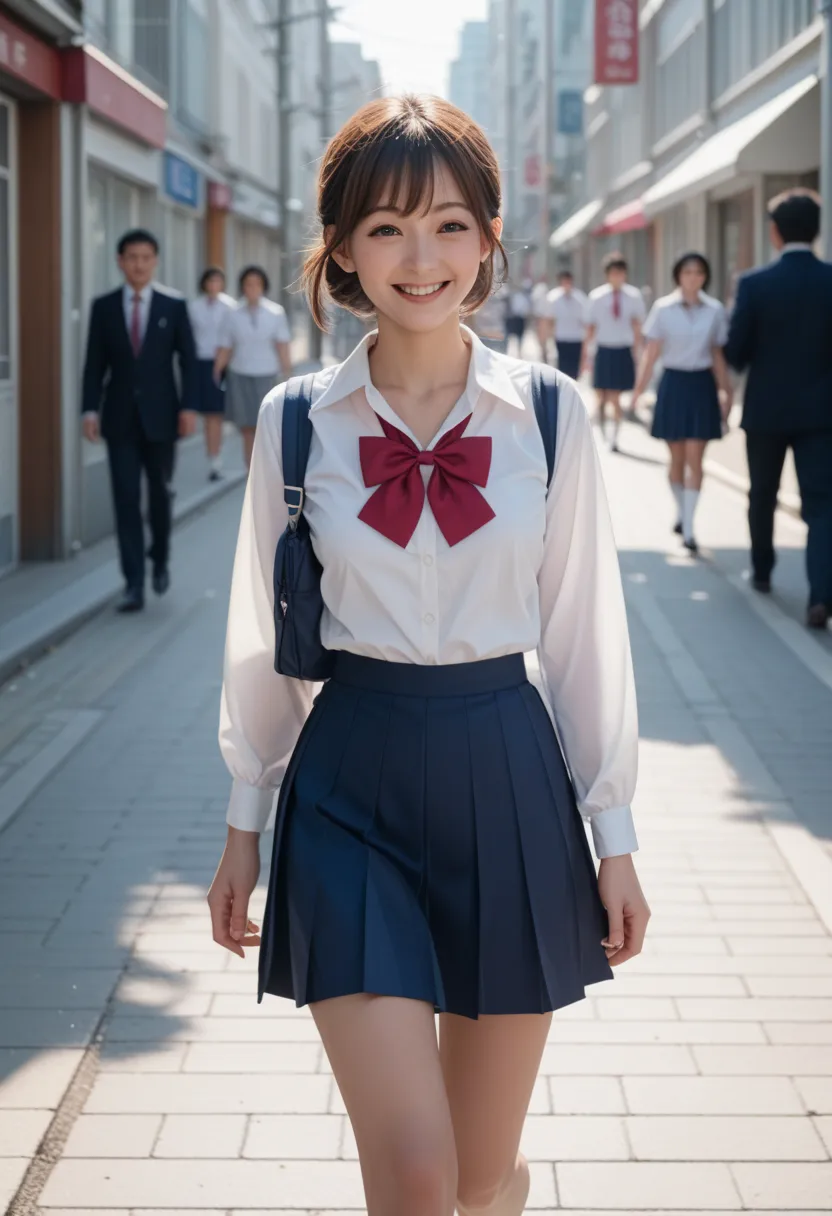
[158,149,204,297]
[227,178,281,292]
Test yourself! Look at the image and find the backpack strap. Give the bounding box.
[281,373,316,531]
[531,363,559,489]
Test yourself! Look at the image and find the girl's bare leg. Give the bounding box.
[439,1011,552,1215]
[241,426,256,469]
[204,412,223,460]
[682,439,708,545]
[668,441,686,531]
[312,994,458,1216]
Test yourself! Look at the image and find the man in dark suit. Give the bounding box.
[725,189,832,630]
[82,229,198,613]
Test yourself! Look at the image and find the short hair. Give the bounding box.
[238,264,270,294]
[557,269,574,282]
[200,266,226,292]
[117,228,159,256]
[301,94,509,330]
[768,187,821,245]
[672,251,711,291]
[603,251,628,275]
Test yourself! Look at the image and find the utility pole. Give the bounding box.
[309,0,331,361]
[275,0,292,315]
[820,0,832,257]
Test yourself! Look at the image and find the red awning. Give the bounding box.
[62,45,167,149]
[594,200,648,236]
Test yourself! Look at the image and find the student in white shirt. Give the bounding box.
[189,267,236,482]
[543,269,589,381]
[585,253,646,451]
[633,252,732,554]
[504,280,531,356]
[207,94,649,1216]
[214,265,293,467]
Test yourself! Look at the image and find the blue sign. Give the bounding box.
[558,90,584,136]
[164,152,200,208]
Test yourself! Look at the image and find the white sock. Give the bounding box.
[671,481,684,523]
[683,488,699,542]
[210,454,223,472]
[611,419,621,443]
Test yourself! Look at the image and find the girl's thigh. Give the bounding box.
[311,994,457,1212]
[439,1011,552,1203]
[667,440,685,479]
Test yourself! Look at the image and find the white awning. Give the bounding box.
[549,199,604,249]
[643,75,819,216]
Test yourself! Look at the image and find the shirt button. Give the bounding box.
[422,554,433,566]
[424,612,435,625]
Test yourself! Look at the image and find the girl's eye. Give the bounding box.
[369,225,400,237]
[440,221,468,233]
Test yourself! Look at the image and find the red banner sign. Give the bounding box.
[0,12,61,100]
[594,0,639,86]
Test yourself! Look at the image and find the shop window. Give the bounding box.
[86,167,148,301]
[133,0,170,97]
[177,0,209,132]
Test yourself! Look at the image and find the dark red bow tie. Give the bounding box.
[359,413,495,548]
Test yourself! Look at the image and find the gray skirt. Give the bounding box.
[226,371,278,429]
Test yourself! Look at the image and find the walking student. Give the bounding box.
[632,252,732,554]
[208,95,649,1216]
[504,280,530,357]
[81,228,197,614]
[214,265,293,468]
[189,267,236,482]
[725,188,832,629]
[585,253,645,451]
[544,269,588,381]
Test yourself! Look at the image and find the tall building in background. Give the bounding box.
[448,21,490,133]
[330,41,383,133]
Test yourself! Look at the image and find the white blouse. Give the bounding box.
[588,283,646,348]
[642,290,729,371]
[218,299,291,377]
[219,327,639,859]
[188,292,236,360]
[545,287,589,343]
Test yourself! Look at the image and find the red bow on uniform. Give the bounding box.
[359,413,495,548]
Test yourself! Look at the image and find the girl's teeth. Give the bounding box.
[399,284,443,296]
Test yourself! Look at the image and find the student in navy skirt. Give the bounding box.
[633,252,732,554]
[586,254,646,451]
[188,268,235,481]
[208,95,650,1216]
[543,270,588,381]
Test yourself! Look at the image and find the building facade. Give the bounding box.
[448,21,490,134]
[552,0,823,298]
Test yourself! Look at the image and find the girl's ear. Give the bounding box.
[325,224,356,274]
[481,216,503,262]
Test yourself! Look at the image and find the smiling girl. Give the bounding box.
[208,96,649,1216]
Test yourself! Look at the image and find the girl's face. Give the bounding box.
[331,160,500,334]
[242,274,264,304]
[679,262,707,296]
[205,273,225,298]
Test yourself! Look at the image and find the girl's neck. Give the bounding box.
[368,313,470,397]
[681,289,701,306]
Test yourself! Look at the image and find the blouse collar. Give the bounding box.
[311,324,527,414]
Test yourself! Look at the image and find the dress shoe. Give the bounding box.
[208,469,223,483]
[152,566,170,596]
[116,588,144,613]
[751,576,772,594]
[683,538,699,555]
[806,603,830,630]
[673,521,682,535]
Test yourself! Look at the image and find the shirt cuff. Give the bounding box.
[226,779,276,833]
[587,805,639,859]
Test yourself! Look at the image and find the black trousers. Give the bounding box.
[746,429,832,607]
[106,426,175,592]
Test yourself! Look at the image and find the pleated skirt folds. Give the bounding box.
[258,652,613,1018]
[651,367,722,442]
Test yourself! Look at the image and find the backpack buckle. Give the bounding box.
[284,485,304,531]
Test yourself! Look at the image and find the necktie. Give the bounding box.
[612,288,622,320]
[130,292,142,357]
[359,413,495,549]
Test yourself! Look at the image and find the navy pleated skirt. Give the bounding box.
[195,359,226,414]
[594,345,635,391]
[651,367,721,442]
[556,340,583,381]
[257,652,613,1018]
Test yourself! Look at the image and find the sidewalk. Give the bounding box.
[0,415,831,1213]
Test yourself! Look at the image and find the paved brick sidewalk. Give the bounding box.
[0,415,831,1214]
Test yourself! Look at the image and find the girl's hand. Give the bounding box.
[598,854,650,966]
[207,828,262,957]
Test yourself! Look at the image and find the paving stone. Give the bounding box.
[83,1072,332,1114]
[105,1014,322,1043]
[765,1022,832,1044]
[0,1157,29,1208]
[98,1043,189,1072]
[556,1161,741,1209]
[731,1162,832,1208]
[548,1077,627,1115]
[0,1007,100,1049]
[814,1116,832,1155]
[182,1042,322,1073]
[0,1048,83,1108]
[626,1115,828,1161]
[154,1114,247,1158]
[595,997,679,1020]
[520,1115,629,1161]
[0,1109,51,1156]
[693,1046,832,1075]
[63,1115,162,1158]
[242,1114,343,1159]
[679,998,832,1022]
[796,1079,832,1114]
[623,1076,805,1115]
[540,1044,696,1075]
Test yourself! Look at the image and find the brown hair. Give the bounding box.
[302,95,508,330]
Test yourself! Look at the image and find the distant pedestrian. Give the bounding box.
[632,253,732,554]
[81,228,197,614]
[504,280,531,356]
[585,253,645,451]
[725,188,832,629]
[543,270,588,381]
[530,277,551,361]
[189,267,236,482]
[214,265,293,468]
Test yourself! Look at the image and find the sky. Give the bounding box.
[330,0,488,98]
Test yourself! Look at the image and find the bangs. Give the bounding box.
[357,140,462,221]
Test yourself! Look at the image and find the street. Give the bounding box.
[1,410,831,1214]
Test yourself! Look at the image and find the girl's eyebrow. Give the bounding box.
[365,201,471,218]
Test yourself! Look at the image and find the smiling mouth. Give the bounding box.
[394,282,449,299]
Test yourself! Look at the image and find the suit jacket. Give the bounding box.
[724,251,832,434]
[82,285,198,443]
